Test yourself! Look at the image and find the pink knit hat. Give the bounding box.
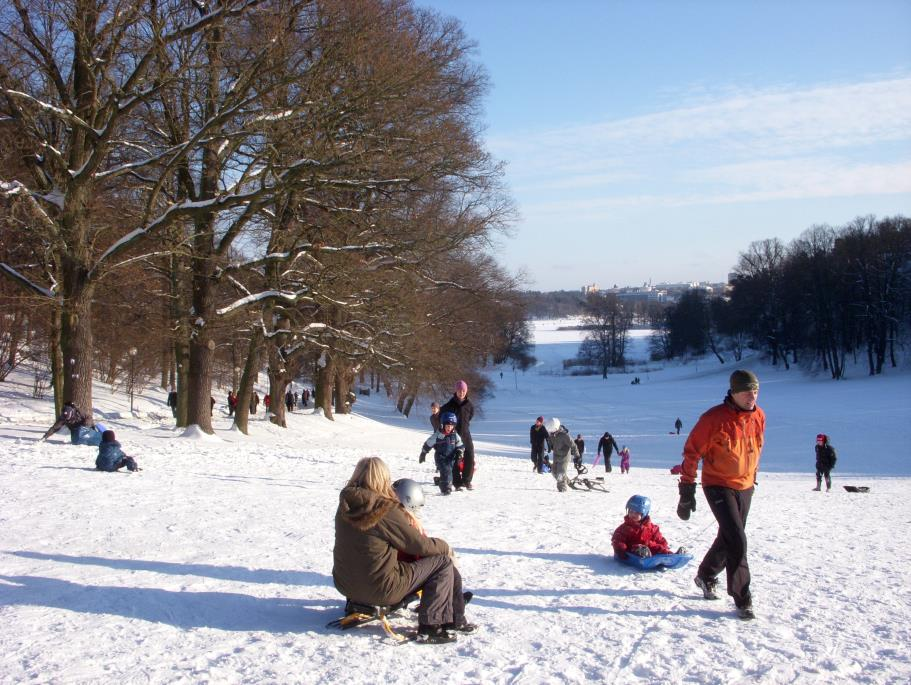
[455,380,468,393]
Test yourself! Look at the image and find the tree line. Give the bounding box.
[0,0,531,432]
[653,216,911,378]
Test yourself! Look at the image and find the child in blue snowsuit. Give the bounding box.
[96,430,140,472]
[419,412,464,496]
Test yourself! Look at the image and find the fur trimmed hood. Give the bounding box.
[338,486,399,532]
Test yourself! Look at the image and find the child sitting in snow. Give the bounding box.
[418,412,464,495]
[392,478,475,632]
[611,495,685,559]
[96,430,141,472]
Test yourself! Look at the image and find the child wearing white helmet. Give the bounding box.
[543,418,580,492]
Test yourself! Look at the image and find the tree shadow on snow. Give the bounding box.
[8,550,329,586]
[0,574,337,632]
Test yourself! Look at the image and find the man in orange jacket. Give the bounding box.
[677,369,765,620]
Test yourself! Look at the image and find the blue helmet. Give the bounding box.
[625,495,651,518]
[440,411,457,427]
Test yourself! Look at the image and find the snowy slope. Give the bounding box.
[1,321,909,684]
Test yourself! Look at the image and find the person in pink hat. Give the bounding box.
[440,380,476,490]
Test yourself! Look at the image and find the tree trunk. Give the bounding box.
[50,306,64,416]
[315,353,335,420]
[233,327,263,435]
[59,274,96,424]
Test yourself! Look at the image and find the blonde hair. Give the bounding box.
[346,457,397,500]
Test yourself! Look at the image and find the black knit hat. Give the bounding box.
[102,430,116,443]
[729,369,759,393]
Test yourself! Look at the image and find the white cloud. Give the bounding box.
[492,75,911,196]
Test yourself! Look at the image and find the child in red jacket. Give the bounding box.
[612,495,686,558]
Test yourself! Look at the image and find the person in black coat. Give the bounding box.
[167,387,178,418]
[440,381,475,490]
[597,431,620,473]
[814,433,837,491]
[529,416,551,474]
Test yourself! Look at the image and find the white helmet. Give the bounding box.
[392,478,425,513]
[544,417,561,433]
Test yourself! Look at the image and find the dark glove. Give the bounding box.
[677,482,697,520]
[419,451,427,464]
[634,545,652,558]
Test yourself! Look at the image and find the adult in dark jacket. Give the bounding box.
[597,431,620,472]
[332,457,473,643]
[40,402,102,446]
[814,434,837,491]
[440,380,475,490]
[529,416,551,473]
[167,388,178,418]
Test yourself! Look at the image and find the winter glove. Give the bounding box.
[633,545,652,558]
[677,482,697,521]
[676,546,689,555]
[419,450,427,464]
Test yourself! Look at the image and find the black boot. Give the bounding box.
[416,624,456,644]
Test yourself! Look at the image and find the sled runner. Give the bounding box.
[615,552,693,571]
[326,593,420,643]
[843,485,870,493]
[568,475,608,492]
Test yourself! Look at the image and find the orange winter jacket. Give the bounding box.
[681,395,765,490]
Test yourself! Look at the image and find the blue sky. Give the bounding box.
[418,0,911,291]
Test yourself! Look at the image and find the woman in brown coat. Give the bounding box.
[332,457,475,643]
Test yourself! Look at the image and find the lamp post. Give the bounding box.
[129,348,137,413]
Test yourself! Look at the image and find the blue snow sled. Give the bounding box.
[616,552,693,571]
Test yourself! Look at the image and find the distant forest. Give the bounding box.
[522,291,587,318]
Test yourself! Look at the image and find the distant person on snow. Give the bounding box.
[813,434,837,492]
[167,387,178,418]
[612,495,686,559]
[573,433,585,464]
[332,457,471,644]
[619,445,631,474]
[95,430,140,472]
[596,431,620,473]
[440,380,476,490]
[544,417,579,492]
[419,412,465,496]
[430,402,441,433]
[250,391,260,415]
[675,417,683,435]
[529,416,552,474]
[40,402,103,446]
[678,369,765,621]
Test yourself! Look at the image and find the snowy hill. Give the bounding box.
[1,321,909,684]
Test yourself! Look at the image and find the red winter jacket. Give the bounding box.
[611,515,671,557]
[681,394,765,490]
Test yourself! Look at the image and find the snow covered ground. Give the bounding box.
[1,320,909,684]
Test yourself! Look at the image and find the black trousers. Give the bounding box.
[816,469,832,489]
[531,444,547,473]
[453,434,475,487]
[699,485,754,607]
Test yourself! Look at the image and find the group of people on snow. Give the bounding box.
[40,362,843,636]
[421,381,476,494]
